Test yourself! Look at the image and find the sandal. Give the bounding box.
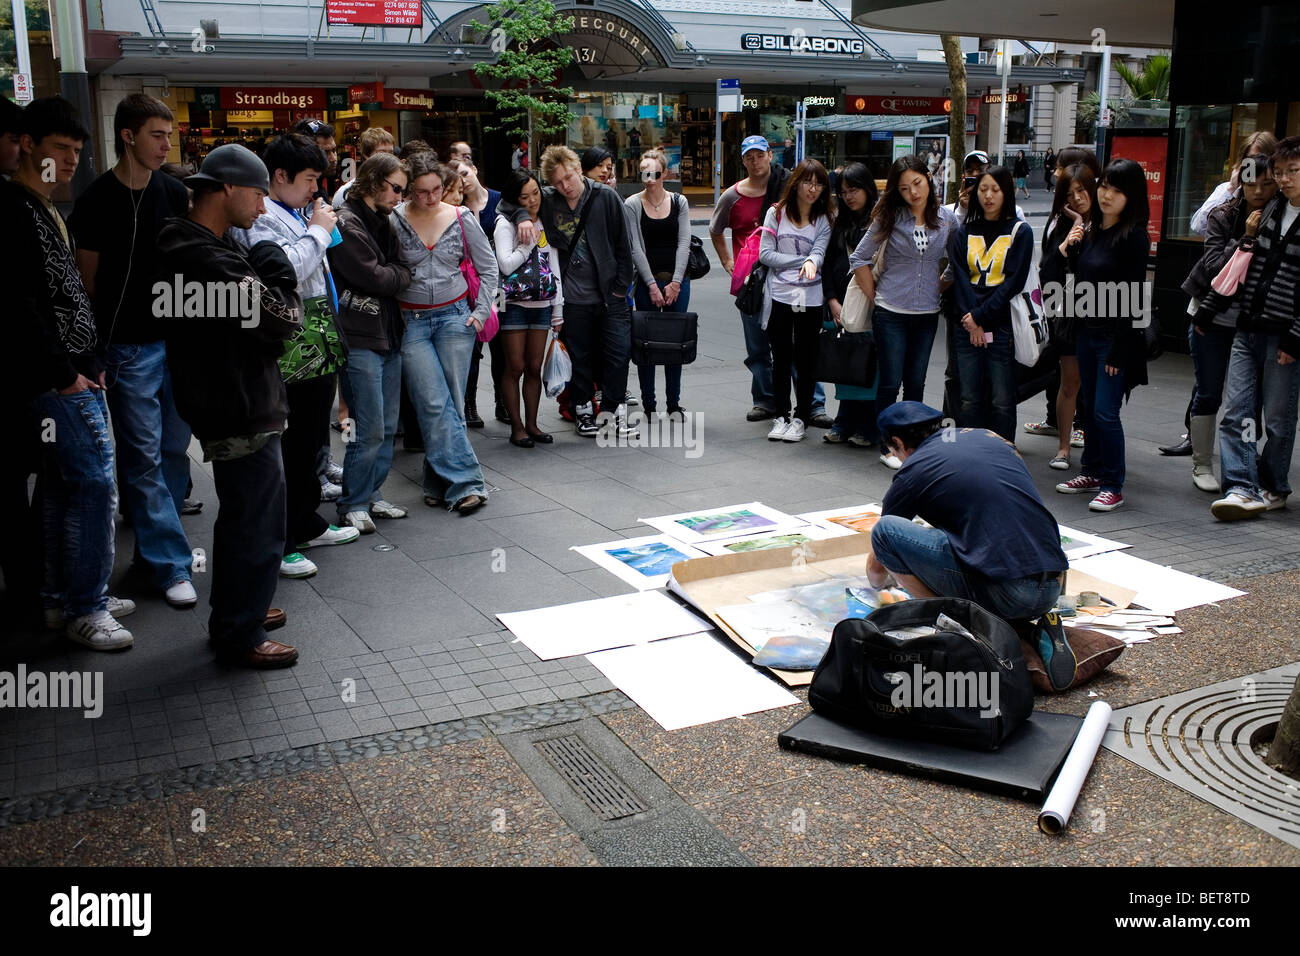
[1049,454,1071,471]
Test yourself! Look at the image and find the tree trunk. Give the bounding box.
[1268,674,1300,777]
[941,34,967,205]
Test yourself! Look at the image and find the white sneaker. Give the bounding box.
[66,611,134,651]
[164,580,198,608]
[298,524,361,548]
[319,479,343,502]
[280,552,319,578]
[880,452,902,470]
[1262,491,1288,511]
[767,417,790,441]
[107,595,137,618]
[614,404,638,437]
[370,499,407,519]
[1211,492,1266,521]
[324,458,344,484]
[781,417,807,442]
[625,396,640,408]
[342,510,377,534]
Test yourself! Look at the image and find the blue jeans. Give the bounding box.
[35,388,117,619]
[1076,327,1127,493]
[104,342,192,590]
[1189,323,1236,417]
[874,306,939,414]
[953,323,1017,442]
[1217,331,1300,500]
[634,278,689,409]
[339,347,402,514]
[871,515,1061,621]
[739,308,826,413]
[401,301,486,505]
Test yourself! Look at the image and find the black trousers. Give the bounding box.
[1,400,44,618]
[768,300,822,420]
[211,435,285,651]
[563,299,631,411]
[282,374,334,551]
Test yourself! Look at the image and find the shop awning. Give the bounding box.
[802,114,949,133]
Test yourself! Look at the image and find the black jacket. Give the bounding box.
[1,180,103,398]
[822,211,870,304]
[327,196,411,353]
[500,180,634,302]
[155,217,303,442]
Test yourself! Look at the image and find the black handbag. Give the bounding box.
[815,326,876,388]
[808,597,1035,751]
[686,235,711,280]
[631,309,698,366]
[733,262,767,314]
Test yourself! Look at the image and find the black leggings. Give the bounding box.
[768,300,822,420]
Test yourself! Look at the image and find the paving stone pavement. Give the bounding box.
[3,209,1300,865]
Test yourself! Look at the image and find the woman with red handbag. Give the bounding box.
[392,154,496,514]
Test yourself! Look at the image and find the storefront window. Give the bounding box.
[569,92,683,182]
[1170,103,1278,240]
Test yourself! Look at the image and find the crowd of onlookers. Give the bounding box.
[4,88,1299,668]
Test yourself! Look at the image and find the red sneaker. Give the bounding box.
[1055,474,1102,495]
[1089,491,1124,512]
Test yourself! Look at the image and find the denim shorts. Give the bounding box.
[501,302,553,332]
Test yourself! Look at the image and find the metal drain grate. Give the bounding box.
[1103,663,1300,848]
[535,735,649,821]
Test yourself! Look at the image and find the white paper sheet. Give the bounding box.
[570,534,706,591]
[1069,551,1246,612]
[694,523,852,557]
[639,501,806,545]
[1039,701,1112,834]
[1056,525,1131,560]
[497,592,712,660]
[586,633,799,731]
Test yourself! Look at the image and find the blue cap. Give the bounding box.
[877,401,944,436]
[741,135,770,155]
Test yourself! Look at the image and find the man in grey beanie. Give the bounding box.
[156,144,306,667]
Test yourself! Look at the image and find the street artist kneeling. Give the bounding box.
[865,402,1077,688]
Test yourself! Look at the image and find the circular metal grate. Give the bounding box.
[1105,664,1300,848]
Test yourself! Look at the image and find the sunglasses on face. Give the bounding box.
[384,178,405,195]
[640,169,663,182]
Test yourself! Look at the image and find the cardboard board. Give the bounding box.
[668,534,875,686]
[1063,566,1138,610]
[779,710,1084,801]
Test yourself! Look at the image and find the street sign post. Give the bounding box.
[13,72,33,103]
[715,79,741,205]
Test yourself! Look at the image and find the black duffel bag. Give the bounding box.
[815,326,876,388]
[631,309,699,366]
[808,597,1034,751]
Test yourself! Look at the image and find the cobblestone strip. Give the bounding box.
[0,692,637,829]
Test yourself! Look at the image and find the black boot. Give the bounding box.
[465,401,484,429]
[1158,434,1192,456]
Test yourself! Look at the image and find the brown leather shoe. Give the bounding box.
[222,639,299,669]
[264,608,287,632]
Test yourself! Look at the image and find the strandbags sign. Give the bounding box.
[327,0,421,27]
[221,87,326,110]
[742,33,864,55]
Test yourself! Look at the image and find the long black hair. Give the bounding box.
[499,168,536,206]
[1098,158,1150,243]
[870,155,938,240]
[966,166,1017,224]
[832,161,879,246]
[1046,163,1099,249]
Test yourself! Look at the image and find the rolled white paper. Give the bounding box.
[1038,700,1113,835]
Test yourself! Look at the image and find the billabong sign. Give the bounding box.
[741,33,865,55]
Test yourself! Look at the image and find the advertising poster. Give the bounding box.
[1111,133,1168,255]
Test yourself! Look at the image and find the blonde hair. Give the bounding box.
[359,127,396,159]
[540,145,581,184]
[640,148,668,174]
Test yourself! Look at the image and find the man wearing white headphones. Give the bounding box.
[70,93,196,610]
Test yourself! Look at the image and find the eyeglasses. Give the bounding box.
[384,178,405,194]
[801,181,824,191]
[640,169,663,182]
[413,184,443,199]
